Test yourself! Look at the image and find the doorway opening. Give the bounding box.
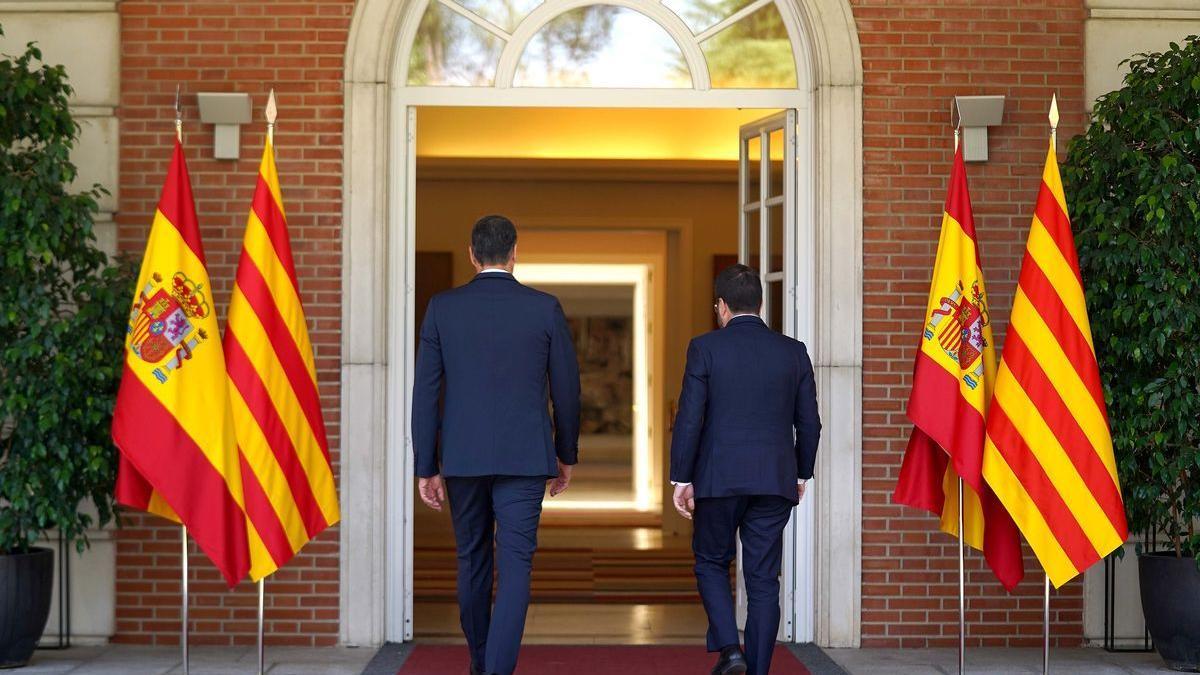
[410,105,791,643]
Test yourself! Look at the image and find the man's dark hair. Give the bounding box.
[714,263,762,314]
[471,214,518,265]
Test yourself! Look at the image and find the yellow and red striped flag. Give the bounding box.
[112,140,250,587]
[893,144,1025,590]
[223,136,340,580]
[982,138,1127,588]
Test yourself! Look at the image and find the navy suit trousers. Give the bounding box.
[692,495,794,675]
[446,475,545,675]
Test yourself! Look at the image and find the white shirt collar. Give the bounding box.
[479,268,511,275]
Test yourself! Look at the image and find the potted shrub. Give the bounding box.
[1065,36,1200,672]
[0,31,132,667]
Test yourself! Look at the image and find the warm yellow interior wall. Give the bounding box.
[415,171,736,537]
[415,107,781,161]
[414,175,735,344]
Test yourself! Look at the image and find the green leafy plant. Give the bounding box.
[0,28,134,554]
[1064,36,1200,560]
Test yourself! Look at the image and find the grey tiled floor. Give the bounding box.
[18,643,1181,674]
[826,647,1174,675]
[21,645,375,675]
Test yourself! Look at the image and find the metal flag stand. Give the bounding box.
[182,526,190,675]
[1043,573,1051,675]
[958,477,966,675]
[257,576,265,675]
[1042,93,1060,675]
[256,87,279,675]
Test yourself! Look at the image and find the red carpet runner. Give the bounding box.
[398,645,812,674]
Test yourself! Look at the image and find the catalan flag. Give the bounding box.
[112,140,251,587]
[223,136,340,581]
[982,138,1128,588]
[893,144,1025,591]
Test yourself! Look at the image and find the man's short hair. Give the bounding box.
[471,215,518,265]
[715,263,762,315]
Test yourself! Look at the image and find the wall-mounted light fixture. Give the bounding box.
[953,95,1005,162]
[196,92,252,160]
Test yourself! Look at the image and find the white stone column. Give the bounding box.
[340,0,408,645]
[0,2,120,255]
[338,79,392,648]
[39,524,116,646]
[1084,1,1200,108]
[0,0,120,645]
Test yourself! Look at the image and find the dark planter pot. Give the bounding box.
[1140,551,1200,672]
[0,548,53,669]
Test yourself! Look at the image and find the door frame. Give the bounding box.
[341,0,863,648]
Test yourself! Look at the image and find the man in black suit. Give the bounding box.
[412,215,581,675]
[670,264,821,675]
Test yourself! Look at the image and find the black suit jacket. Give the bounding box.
[412,272,581,478]
[669,315,821,502]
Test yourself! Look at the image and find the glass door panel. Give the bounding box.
[735,109,796,637]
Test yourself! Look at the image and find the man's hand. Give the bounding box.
[798,480,808,502]
[419,474,446,511]
[673,483,695,520]
[549,460,572,497]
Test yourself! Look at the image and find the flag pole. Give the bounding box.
[958,477,965,675]
[955,475,964,667]
[1043,573,1051,674]
[257,578,265,675]
[173,84,190,675]
[181,527,189,675]
[256,87,278,675]
[951,117,966,675]
[1042,93,1060,675]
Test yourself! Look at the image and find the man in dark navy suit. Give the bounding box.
[412,215,581,675]
[670,264,821,675]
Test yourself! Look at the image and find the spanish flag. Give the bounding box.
[223,136,340,581]
[893,144,1025,591]
[112,140,251,587]
[982,138,1128,588]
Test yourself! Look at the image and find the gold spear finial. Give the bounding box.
[174,84,182,142]
[1049,93,1060,147]
[266,88,277,145]
[951,97,961,151]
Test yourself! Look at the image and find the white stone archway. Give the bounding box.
[340,0,863,648]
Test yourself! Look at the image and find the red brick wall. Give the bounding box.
[114,0,353,646]
[853,0,1090,648]
[111,0,1095,648]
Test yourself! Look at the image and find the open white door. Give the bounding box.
[736,110,798,640]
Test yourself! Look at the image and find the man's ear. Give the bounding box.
[468,246,480,270]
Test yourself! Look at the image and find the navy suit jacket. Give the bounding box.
[669,315,821,502]
[412,272,581,479]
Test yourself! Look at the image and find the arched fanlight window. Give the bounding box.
[406,0,799,89]
[514,6,691,88]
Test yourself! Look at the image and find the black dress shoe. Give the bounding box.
[711,645,748,675]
